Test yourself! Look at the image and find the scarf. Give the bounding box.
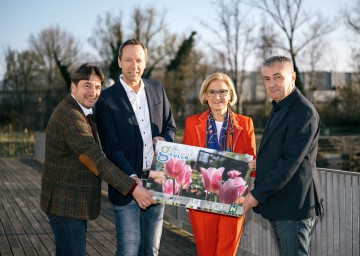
[205,109,234,152]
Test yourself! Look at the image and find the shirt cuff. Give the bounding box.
[129,183,137,194]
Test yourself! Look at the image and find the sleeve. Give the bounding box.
[94,95,136,176]
[246,117,257,159]
[160,84,177,142]
[61,108,135,196]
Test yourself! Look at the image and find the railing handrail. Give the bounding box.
[318,167,360,175]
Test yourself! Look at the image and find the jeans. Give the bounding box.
[113,200,164,256]
[270,218,317,256]
[48,214,87,256]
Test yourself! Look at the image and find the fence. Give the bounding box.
[163,168,360,256]
[0,132,34,156]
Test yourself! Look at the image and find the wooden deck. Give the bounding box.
[0,158,196,256]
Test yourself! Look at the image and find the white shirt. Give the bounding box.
[215,121,223,142]
[120,76,154,170]
[71,94,93,116]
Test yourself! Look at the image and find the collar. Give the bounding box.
[119,75,144,93]
[272,87,297,112]
[71,94,93,116]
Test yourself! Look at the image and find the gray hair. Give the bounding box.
[263,56,294,71]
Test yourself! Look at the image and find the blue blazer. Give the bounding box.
[95,79,176,206]
[251,88,324,220]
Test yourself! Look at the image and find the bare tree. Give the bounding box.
[342,0,360,119]
[29,25,81,91]
[202,0,255,114]
[89,12,124,81]
[343,0,360,33]
[301,34,329,102]
[89,7,175,80]
[255,18,278,67]
[2,48,42,130]
[164,32,206,121]
[131,7,166,46]
[250,0,335,93]
[343,0,360,78]
[130,7,176,79]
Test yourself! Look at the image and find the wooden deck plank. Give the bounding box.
[0,158,196,256]
[1,159,53,255]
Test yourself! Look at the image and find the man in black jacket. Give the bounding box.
[244,56,324,256]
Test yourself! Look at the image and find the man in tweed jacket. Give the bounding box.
[40,63,156,256]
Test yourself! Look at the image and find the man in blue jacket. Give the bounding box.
[95,39,176,256]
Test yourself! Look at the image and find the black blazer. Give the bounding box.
[251,88,324,220]
[95,79,176,206]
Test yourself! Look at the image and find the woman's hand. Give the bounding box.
[248,160,256,171]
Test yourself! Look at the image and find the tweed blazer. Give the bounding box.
[183,109,256,158]
[95,79,176,206]
[40,94,136,220]
[251,88,324,220]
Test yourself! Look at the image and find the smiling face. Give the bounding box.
[262,62,296,102]
[71,74,102,108]
[205,79,231,113]
[118,44,146,87]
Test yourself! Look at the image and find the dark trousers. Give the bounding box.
[48,213,88,256]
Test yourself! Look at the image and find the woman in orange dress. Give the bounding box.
[183,72,256,256]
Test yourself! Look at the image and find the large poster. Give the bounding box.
[147,141,253,216]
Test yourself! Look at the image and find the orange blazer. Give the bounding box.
[183,109,256,158]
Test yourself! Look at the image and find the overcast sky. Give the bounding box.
[0,0,357,78]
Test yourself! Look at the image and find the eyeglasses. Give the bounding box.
[205,89,229,98]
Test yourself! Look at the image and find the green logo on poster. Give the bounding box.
[229,205,238,213]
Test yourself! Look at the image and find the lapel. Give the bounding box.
[144,80,154,123]
[195,111,208,147]
[66,95,99,143]
[90,116,100,143]
[258,89,300,154]
[229,111,242,148]
[113,81,139,127]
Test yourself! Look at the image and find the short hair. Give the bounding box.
[118,39,147,60]
[198,72,238,106]
[71,63,105,85]
[263,56,294,71]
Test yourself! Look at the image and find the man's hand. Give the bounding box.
[152,136,165,147]
[243,191,259,214]
[132,185,157,210]
[131,175,143,187]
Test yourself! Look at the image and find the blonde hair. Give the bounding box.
[198,72,238,106]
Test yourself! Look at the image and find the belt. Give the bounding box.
[141,169,150,180]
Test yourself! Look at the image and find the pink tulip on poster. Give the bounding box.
[199,167,225,193]
[227,170,241,179]
[163,158,186,179]
[217,177,247,204]
[234,177,248,196]
[175,164,192,188]
[162,179,179,194]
